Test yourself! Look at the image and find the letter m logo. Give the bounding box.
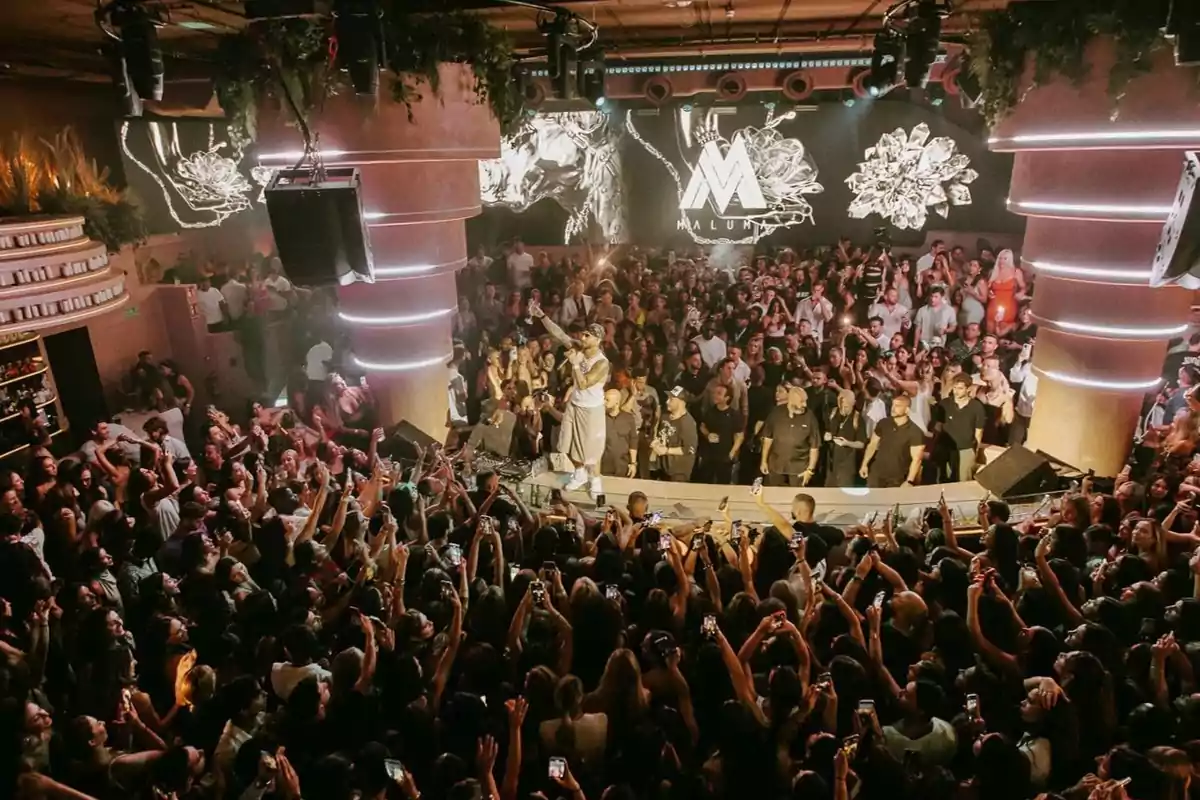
[680,135,767,213]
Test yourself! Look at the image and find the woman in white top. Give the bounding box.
[958,259,989,328]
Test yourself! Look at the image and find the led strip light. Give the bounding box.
[1041,318,1188,338]
[1009,199,1173,217]
[338,307,454,326]
[353,353,453,372]
[1027,259,1153,283]
[1035,367,1162,391]
[374,259,466,279]
[990,129,1200,146]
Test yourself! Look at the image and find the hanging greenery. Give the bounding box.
[0,129,145,253]
[966,0,1197,127]
[213,5,527,152]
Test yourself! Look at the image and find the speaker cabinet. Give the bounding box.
[264,167,375,288]
[975,446,1058,499]
[1152,151,1200,288]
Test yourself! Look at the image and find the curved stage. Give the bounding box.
[523,471,996,531]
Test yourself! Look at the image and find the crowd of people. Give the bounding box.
[450,238,1040,491]
[5,232,1200,800]
[3,350,1199,800]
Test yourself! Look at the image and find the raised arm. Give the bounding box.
[532,305,575,349]
[966,576,1019,674]
[819,582,865,647]
[755,490,794,537]
[432,588,464,708]
[715,627,766,725]
[501,698,528,800]
[1033,534,1085,627]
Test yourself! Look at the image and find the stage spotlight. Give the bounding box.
[102,40,142,117]
[1166,0,1200,66]
[903,0,943,88]
[99,0,164,102]
[865,30,901,97]
[577,48,606,106]
[334,0,384,95]
[841,89,857,107]
[540,9,582,99]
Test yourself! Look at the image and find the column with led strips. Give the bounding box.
[989,42,1199,475]
[258,64,500,438]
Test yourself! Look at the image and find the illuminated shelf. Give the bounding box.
[0,366,47,389]
[0,334,39,354]
[0,427,64,461]
[0,396,56,425]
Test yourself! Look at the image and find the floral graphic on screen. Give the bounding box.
[479,111,626,244]
[845,122,977,230]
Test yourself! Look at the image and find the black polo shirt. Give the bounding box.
[761,406,820,474]
[602,411,638,476]
[700,405,740,462]
[870,417,926,485]
[937,396,986,451]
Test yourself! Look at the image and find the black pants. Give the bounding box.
[765,472,804,487]
[696,458,734,484]
[867,469,905,489]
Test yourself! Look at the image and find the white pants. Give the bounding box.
[557,403,605,467]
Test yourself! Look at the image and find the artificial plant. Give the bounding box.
[0,129,145,253]
[213,4,526,153]
[966,0,1198,127]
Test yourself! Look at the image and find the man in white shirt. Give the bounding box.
[913,286,957,347]
[691,322,728,369]
[220,270,249,322]
[507,239,535,289]
[467,245,494,277]
[793,282,834,341]
[863,378,888,439]
[195,275,227,332]
[305,337,334,393]
[868,286,910,342]
[728,345,751,384]
[559,280,594,328]
[915,239,945,279]
[261,258,294,313]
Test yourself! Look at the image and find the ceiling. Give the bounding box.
[0,0,1011,81]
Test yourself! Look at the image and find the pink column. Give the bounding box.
[990,41,1199,475]
[258,65,500,437]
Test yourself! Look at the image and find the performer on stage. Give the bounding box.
[532,304,611,495]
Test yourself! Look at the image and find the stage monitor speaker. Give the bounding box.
[1152,151,1200,288]
[264,166,374,288]
[975,446,1058,499]
[380,419,445,466]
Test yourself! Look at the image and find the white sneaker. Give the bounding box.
[588,476,603,498]
[564,469,588,492]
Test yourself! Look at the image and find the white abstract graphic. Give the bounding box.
[627,106,823,245]
[845,122,977,231]
[120,121,259,229]
[479,111,627,243]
